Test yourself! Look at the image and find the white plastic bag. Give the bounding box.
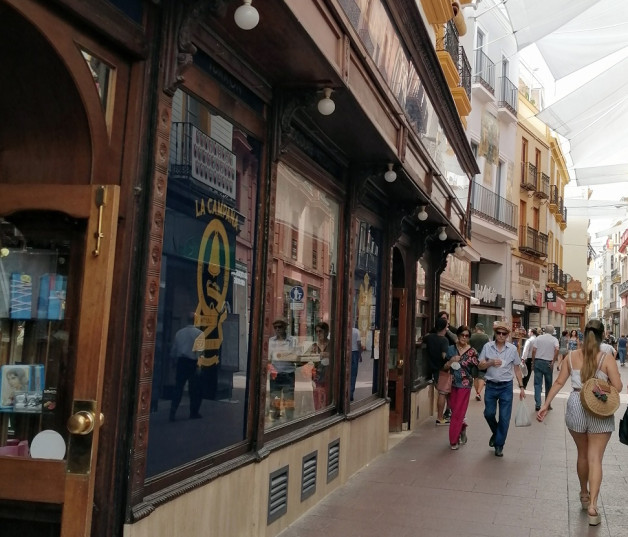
[514,400,531,427]
[520,361,528,378]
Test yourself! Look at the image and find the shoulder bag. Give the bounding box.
[580,354,619,419]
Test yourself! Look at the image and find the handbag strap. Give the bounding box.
[595,352,607,376]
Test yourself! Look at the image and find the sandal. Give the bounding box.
[588,507,601,526]
[580,493,590,510]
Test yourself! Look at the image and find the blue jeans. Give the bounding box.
[534,360,553,409]
[483,380,514,449]
[619,349,626,365]
[350,350,360,400]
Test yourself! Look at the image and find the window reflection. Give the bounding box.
[146,91,260,477]
[265,164,339,427]
[80,49,113,113]
[351,222,381,402]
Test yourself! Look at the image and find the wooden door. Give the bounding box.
[0,185,119,537]
[388,288,407,431]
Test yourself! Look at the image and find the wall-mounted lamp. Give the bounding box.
[384,163,397,183]
[234,0,259,30]
[417,205,428,221]
[455,243,464,254]
[438,226,447,241]
[317,88,335,116]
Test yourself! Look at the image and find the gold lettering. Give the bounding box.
[195,199,206,217]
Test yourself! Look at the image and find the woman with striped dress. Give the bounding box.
[537,320,622,526]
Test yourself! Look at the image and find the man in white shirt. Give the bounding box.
[532,324,559,411]
[520,328,537,389]
[268,318,297,419]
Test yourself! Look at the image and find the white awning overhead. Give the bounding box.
[500,0,628,187]
[504,0,599,51]
[534,0,628,80]
[535,56,628,185]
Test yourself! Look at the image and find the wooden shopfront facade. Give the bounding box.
[0,1,477,536]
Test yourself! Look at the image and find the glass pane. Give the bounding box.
[146,91,260,477]
[80,49,113,113]
[0,213,82,460]
[351,221,381,402]
[265,163,339,428]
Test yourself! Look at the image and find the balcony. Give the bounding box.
[547,262,559,287]
[472,50,495,103]
[436,21,460,88]
[555,196,564,225]
[549,184,558,214]
[169,121,237,203]
[560,271,570,292]
[620,228,628,254]
[497,76,517,122]
[519,225,548,258]
[560,205,567,230]
[619,280,628,296]
[535,172,550,200]
[470,181,518,232]
[451,46,472,117]
[520,162,537,191]
[609,301,619,312]
[612,268,621,283]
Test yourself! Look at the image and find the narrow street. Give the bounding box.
[279,367,628,537]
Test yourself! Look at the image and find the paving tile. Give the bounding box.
[278,372,628,537]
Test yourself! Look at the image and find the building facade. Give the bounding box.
[0,1,477,537]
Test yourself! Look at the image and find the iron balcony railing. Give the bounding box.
[549,184,558,206]
[437,20,459,64]
[619,280,628,295]
[519,225,548,257]
[536,172,550,199]
[470,181,518,232]
[498,76,518,115]
[547,263,559,285]
[521,162,537,191]
[561,271,569,290]
[458,46,471,99]
[474,50,495,94]
[562,206,567,224]
[169,121,238,203]
[558,196,564,216]
[557,267,564,289]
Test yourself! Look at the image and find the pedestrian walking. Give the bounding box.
[469,323,489,401]
[444,325,480,450]
[520,328,537,389]
[531,324,559,411]
[537,319,623,526]
[424,318,450,425]
[478,321,526,457]
[617,334,627,366]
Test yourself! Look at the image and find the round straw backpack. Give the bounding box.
[580,377,619,419]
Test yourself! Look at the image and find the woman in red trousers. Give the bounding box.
[444,325,480,449]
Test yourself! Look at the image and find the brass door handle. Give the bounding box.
[67,410,104,435]
[397,358,404,368]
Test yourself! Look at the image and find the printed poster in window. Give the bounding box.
[479,111,499,165]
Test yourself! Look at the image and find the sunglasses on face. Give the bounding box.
[495,331,508,336]
[459,333,470,338]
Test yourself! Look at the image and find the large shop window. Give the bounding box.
[265,163,339,428]
[146,91,260,477]
[351,221,382,402]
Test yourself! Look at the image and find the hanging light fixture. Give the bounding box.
[317,87,335,116]
[438,227,447,241]
[234,0,259,30]
[384,163,397,183]
[417,205,428,221]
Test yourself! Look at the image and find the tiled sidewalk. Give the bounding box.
[278,371,628,537]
